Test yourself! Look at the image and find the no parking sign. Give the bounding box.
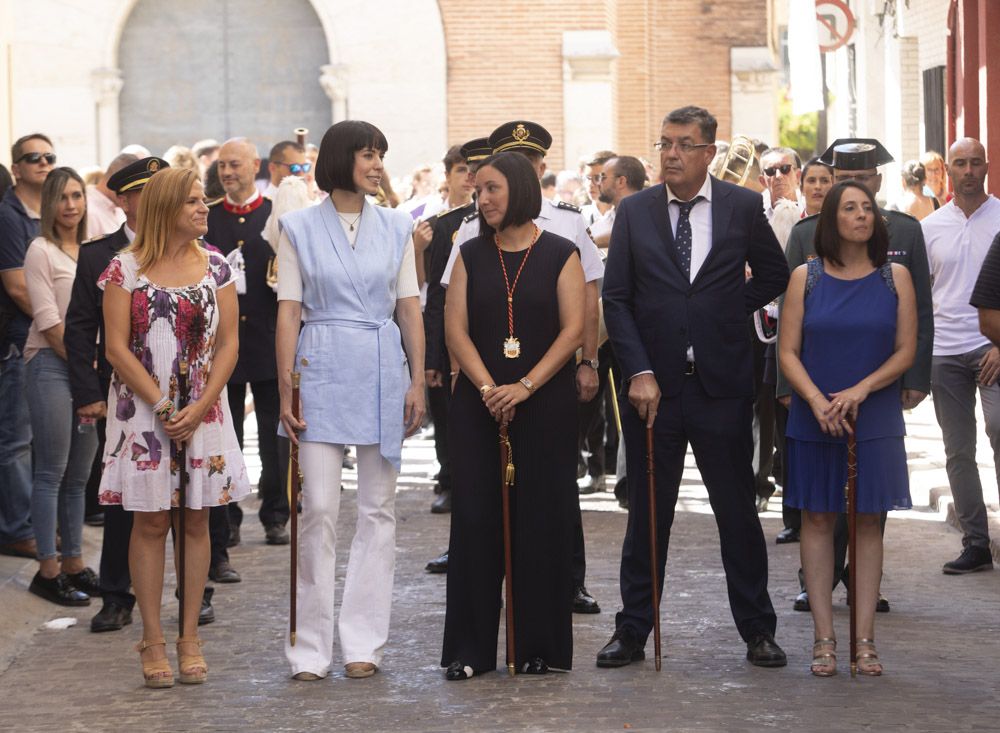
[816,0,856,53]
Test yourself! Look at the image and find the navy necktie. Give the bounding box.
[673,196,704,279]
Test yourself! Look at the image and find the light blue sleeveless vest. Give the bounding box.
[279,198,412,470]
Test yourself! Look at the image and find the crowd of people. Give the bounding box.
[0,103,998,689]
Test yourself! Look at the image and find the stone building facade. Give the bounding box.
[0,0,779,173]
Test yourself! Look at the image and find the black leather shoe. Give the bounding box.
[775,527,800,544]
[84,512,105,527]
[265,524,290,545]
[209,561,241,583]
[876,594,890,613]
[342,452,357,470]
[67,567,101,596]
[430,490,452,514]
[746,631,787,667]
[90,601,133,632]
[573,585,600,614]
[199,587,216,625]
[28,571,91,606]
[521,657,548,674]
[425,552,448,574]
[597,629,645,668]
[226,525,241,548]
[793,590,810,612]
[445,661,473,681]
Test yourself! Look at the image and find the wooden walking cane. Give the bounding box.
[608,368,623,434]
[646,425,662,672]
[846,418,858,678]
[288,372,302,646]
[499,422,516,677]
[176,359,189,638]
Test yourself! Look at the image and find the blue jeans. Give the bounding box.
[26,349,98,560]
[0,344,32,545]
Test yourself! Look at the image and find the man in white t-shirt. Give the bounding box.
[921,137,1000,575]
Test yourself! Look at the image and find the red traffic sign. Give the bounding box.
[816,0,856,53]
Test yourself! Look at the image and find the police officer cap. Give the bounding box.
[460,137,492,164]
[489,121,552,156]
[819,138,894,170]
[107,157,170,195]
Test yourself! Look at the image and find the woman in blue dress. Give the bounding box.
[778,181,916,677]
[276,121,425,681]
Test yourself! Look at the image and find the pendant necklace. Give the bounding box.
[495,225,541,359]
[338,210,362,231]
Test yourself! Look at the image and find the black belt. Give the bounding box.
[685,361,696,376]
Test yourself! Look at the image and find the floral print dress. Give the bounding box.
[96,250,250,512]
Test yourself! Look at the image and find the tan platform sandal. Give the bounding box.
[810,637,837,677]
[176,637,208,684]
[136,638,174,689]
[855,638,883,676]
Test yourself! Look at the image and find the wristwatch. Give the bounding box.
[578,358,599,370]
[519,377,536,394]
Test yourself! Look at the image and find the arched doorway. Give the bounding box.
[118,0,331,153]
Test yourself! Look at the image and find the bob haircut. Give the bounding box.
[127,167,206,273]
[476,152,542,238]
[314,120,388,194]
[40,167,87,247]
[813,180,888,268]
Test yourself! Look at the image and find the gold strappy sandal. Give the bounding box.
[855,638,883,676]
[810,637,837,677]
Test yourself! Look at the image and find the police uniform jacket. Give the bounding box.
[206,197,277,383]
[424,201,475,373]
[65,224,130,408]
[776,208,933,397]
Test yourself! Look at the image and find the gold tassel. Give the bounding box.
[505,461,515,485]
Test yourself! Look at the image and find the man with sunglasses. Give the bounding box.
[777,138,934,613]
[264,140,310,200]
[0,133,55,558]
[758,148,804,222]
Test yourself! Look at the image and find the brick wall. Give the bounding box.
[437,0,771,169]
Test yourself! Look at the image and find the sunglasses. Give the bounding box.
[16,152,56,165]
[275,161,312,175]
[763,164,794,177]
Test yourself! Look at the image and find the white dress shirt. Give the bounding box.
[921,195,1000,355]
[440,196,605,287]
[665,175,713,283]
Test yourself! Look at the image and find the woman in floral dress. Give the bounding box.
[99,167,250,688]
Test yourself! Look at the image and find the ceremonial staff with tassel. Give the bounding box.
[176,359,189,638]
[645,426,662,672]
[846,420,858,678]
[499,423,516,677]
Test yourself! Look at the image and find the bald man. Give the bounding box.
[206,139,290,569]
[921,137,1000,575]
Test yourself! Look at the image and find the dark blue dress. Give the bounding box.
[784,259,912,513]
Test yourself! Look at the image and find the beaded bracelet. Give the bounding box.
[153,398,176,422]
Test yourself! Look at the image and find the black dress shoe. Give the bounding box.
[876,594,890,613]
[265,524,290,545]
[28,571,91,606]
[209,561,241,583]
[199,587,216,625]
[793,590,810,612]
[521,657,548,674]
[84,512,105,527]
[746,631,787,667]
[226,526,241,548]
[425,552,448,574]
[596,628,645,668]
[430,490,452,514]
[67,567,101,596]
[775,527,800,544]
[445,661,473,681]
[573,585,601,614]
[90,602,133,632]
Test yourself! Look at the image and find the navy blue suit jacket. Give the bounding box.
[602,177,789,399]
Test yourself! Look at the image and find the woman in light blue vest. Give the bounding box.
[276,121,425,681]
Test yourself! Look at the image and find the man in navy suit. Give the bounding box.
[598,106,790,668]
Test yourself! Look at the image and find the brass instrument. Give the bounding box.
[266,257,279,291]
[710,135,758,186]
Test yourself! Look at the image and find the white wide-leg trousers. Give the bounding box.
[285,442,398,677]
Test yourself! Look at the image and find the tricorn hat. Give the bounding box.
[819,138,894,170]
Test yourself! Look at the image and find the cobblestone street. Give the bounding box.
[1,401,998,732]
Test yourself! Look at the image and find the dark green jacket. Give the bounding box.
[776,208,933,397]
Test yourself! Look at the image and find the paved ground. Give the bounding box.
[1,400,999,733]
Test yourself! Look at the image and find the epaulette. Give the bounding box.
[462,211,478,224]
[206,196,224,207]
[439,202,475,220]
[81,233,113,246]
[556,201,582,213]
